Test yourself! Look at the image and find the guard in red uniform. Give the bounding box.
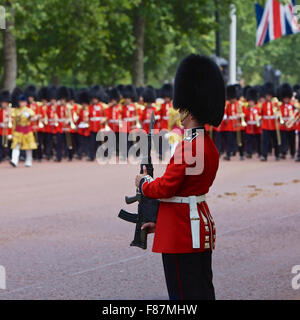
[88,86,107,161]
[106,88,121,157]
[120,85,138,158]
[160,84,173,131]
[223,85,239,160]
[136,54,225,300]
[77,91,90,159]
[0,90,12,162]
[245,87,262,158]
[278,83,296,159]
[260,82,280,161]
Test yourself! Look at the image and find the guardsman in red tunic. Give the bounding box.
[260,82,280,161]
[120,85,138,158]
[88,86,107,161]
[44,86,62,161]
[160,84,173,131]
[278,83,296,159]
[77,91,90,159]
[135,54,225,300]
[244,87,262,158]
[0,90,12,162]
[37,87,49,161]
[223,85,239,160]
[106,88,121,157]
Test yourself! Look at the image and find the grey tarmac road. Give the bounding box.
[0,155,299,300]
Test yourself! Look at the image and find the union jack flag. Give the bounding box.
[255,0,300,47]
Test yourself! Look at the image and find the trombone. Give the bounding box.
[286,100,300,129]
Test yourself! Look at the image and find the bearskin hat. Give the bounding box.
[161,83,173,99]
[18,94,28,102]
[278,83,293,100]
[47,86,58,100]
[108,88,120,102]
[136,87,145,99]
[173,54,225,127]
[11,87,23,107]
[79,91,90,104]
[89,85,105,101]
[246,87,259,102]
[143,86,156,103]
[243,85,251,98]
[263,82,275,97]
[24,85,37,100]
[234,84,242,99]
[0,90,11,103]
[227,85,238,100]
[57,86,71,100]
[123,85,138,102]
[37,87,48,101]
[254,85,264,99]
[293,84,300,93]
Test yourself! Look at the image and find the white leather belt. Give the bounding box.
[159,195,206,249]
[247,121,257,125]
[263,116,275,119]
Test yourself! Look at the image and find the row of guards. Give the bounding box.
[0,84,182,167]
[206,82,300,162]
[1,82,300,167]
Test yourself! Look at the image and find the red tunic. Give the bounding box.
[121,103,137,132]
[45,104,59,134]
[77,107,90,137]
[224,101,239,132]
[261,101,277,131]
[56,104,67,134]
[245,104,262,134]
[141,104,160,133]
[106,104,121,132]
[141,130,218,254]
[89,103,106,133]
[0,107,13,136]
[280,103,296,131]
[160,101,173,130]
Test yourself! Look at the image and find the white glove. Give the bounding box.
[22,111,31,119]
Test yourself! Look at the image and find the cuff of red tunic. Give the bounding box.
[139,175,154,195]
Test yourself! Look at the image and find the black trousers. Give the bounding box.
[214,131,225,154]
[262,130,279,158]
[298,132,300,157]
[280,131,296,157]
[0,136,4,161]
[162,251,215,300]
[45,133,64,160]
[246,133,261,156]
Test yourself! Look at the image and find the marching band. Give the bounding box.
[0,82,300,167]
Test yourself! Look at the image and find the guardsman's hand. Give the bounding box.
[135,165,148,188]
[141,222,156,234]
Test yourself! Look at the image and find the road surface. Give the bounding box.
[0,155,299,300]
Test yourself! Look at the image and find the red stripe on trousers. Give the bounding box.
[174,255,183,300]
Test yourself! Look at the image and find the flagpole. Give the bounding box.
[229,4,237,84]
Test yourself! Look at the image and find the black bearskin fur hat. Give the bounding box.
[143,86,156,103]
[278,83,293,100]
[57,86,71,100]
[161,83,173,99]
[226,85,238,100]
[173,54,225,127]
[123,85,138,102]
[263,82,275,97]
[38,87,48,101]
[11,87,23,107]
[108,88,120,102]
[24,85,37,100]
[246,87,259,102]
[79,91,90,104]
[47,86,58,100]
[0,90,11,103]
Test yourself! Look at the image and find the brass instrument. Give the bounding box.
[66,103,77,131]
[286,100,300,129]
[83,105,90,128]
[271,98,283,146]
[134,103,142,129]
[236,101,247,147]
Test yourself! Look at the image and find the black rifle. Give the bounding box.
[118,111,159,249]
